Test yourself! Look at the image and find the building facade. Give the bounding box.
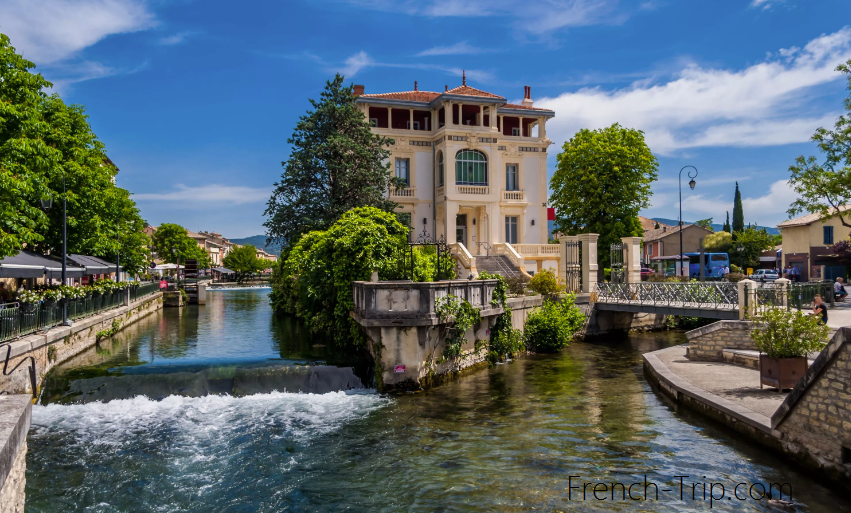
[778,207,849,282]
[355,78,554,269]
[642,224,712,266]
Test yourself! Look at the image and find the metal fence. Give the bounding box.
[0,284,159,344]
[748,282,836,315]
[595,282,739,310]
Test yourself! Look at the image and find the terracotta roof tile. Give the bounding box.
[777,205,851,228]
[643,223,710,242]
[445,85,504,99]
[501,102,553,112]
[360,90,442,102]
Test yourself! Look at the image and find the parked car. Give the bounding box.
[640,268,654,280]
[750,269,779,282]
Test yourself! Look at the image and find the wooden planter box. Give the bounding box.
[759,354,808,392]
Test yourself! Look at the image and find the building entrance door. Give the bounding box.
[456,214,468,247]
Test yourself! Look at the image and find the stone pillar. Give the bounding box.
[197,282,206,305]
[490,106,498,132]
[446,101,452,126]
[499,115,504,135]
[479,105,483,127]
[123,287,131,307]
[409,108,414,131]
[387,107,393,129]
[774,278,790,309]
[539,117,546,139]
[446,201,458,244]
[577,233,599,294]
[519,117,524,137]
[738,279,757,320]
[621,236,642,284]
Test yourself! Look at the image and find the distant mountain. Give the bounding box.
[229,235,281,256]
[651,218,780,235]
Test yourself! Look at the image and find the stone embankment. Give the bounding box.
[0,396,29,513]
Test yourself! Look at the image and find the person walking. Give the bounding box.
[835,277,848,302]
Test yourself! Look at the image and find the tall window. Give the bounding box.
[438,151,444,186]
[505,164,518,191]
[505,216,518,244]
[824,226,834,245]
[395,158,410,186]
[455,149,487,185]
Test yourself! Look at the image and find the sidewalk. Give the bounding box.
[827,299,851,329]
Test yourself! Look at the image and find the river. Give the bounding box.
[25,289,850,512]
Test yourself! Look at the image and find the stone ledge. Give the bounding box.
[0,395,30,494]
[643,344,772,434]
[686,320,752,340]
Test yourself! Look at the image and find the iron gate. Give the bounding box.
[397,228,450,281]
[609,242,625,284]
[563,240,582,292]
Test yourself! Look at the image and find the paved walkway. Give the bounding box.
[827,299,851,329]
[657,345,786,417]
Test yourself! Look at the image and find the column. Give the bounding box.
[577,233,599,294]
[409,109,414,131]
[519,117,524,137]
[621,236,642,284]
[498,115,504,135]
[479,105,483,127]
[490,106,498,132]
[487,204,499,246]
[446,101,452,127]
[539,117,546,139]
[446,200,457,244]
[737,279,758,320]
[387,107,393,129]
[774,278,790,309]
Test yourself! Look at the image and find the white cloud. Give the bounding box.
[751,0,782,9]
[336,51,494,82]
[0,0,156,65]
[340,51,375,77]
[537,27,851,155]
[134,184,272,205]
[158,32,193,46]
[417,41,490,57]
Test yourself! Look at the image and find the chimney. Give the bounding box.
[522,85,533,106]
[414,81,418,91]
[353,84,364,96]
[662,226,667,232]
[462,69,466,86]
[445,85,448,92]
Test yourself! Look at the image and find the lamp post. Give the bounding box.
[678,166,697,278]
[737,244,744,274]
[40,171,70,326]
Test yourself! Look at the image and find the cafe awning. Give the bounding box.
[68,254,120,275]
[0,251,86,279]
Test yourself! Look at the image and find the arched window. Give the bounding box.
[455,149,487,185]
[437,151,444,186]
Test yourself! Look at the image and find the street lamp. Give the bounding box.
[737,244,744,273]
[40,171,71,326]
[679,165,698,278]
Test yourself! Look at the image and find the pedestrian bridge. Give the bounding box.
[593,282,741,320]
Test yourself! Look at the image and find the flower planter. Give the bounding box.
[20,302,36,314]
[43,299,56,308]
[759,354,808,392]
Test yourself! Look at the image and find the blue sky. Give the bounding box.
[3,0,851,237]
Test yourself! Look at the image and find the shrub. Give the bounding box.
[504,275,529,296]
[435,294,481,358]
[750,308,829,358]
[477,271,524,363]
[528,269,561,296]
[725,272,746,283]
[524,294,586,352]
[730,263,742,274]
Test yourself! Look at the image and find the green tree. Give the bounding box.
[695,218,714,231]
[152,224,205,265]
[731,226,773,267]
[0,34,56,257]
[732,182,744,236]
[549,123,658,267]
[788,60,851,230]
[703,230,732,252]
[723,211,731,233]
[264,74,399,247]
[223,245,266,283]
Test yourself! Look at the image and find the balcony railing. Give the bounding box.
[456,185,490,195]
[513,244,561,258]
[390,186,416,200]
[501,190,525,202]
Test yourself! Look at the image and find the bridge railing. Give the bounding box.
[594,282,739,310]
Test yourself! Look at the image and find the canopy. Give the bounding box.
[0,251,85,279]
[156,263,182,270]
[212,267,233,273]
[68,254,120,275]
[649,255,689,261]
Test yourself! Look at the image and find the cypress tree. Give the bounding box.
[723,211,731,233]
[732,182,745,235]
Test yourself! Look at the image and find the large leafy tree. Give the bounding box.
[549,123,658,267]
[695,218,714,231]
[223,245,267,283]
[731,226,773,268]
[788,60,851,232]
[732,182,744,236]
[152,224,207,265]
[264,74,399,247]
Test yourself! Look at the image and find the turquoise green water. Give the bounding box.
[25,290,851,511]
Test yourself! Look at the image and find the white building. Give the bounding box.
[355,76,557,275]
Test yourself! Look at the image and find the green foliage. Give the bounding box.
[732,182,745,235]
[477,271,524,363]
[731,226,774,267]
[664,316,714,330]
[435,295,482,358]
[152,223,206,265]
[695,218,714,231]
[504,275,529,296]
[271,206,409,348]
[264,74,400,247]
[549,123,658,268]
[0,35,148,270]
[527,269,561,296]
[703,230,732,252]
[223,245,268,283]
[388,245,456,282]
[788,60,851,231]
[750,308,829,358]
[96,318,122,342]
[725,272,746,283]
[723,212,731,233]
[524,295,586,353]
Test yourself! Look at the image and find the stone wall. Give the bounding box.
[0,293,163,395]
[685,320,755,361]
[772,328,851,481]
[0,396,30,513]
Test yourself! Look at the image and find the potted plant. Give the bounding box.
[42,288,63,306]
[17,289,42,312]
[750,308,830,391]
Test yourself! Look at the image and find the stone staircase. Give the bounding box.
[475,256,525,278]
